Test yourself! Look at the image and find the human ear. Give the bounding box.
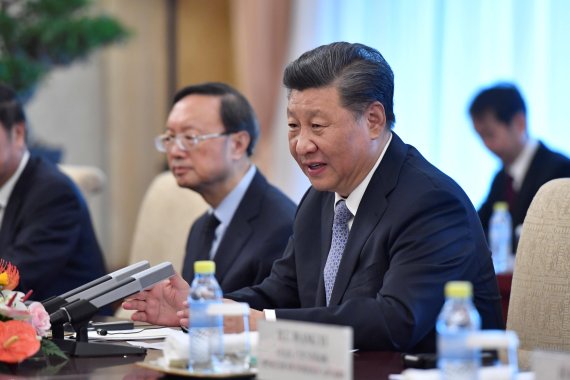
[230,131,250,159]
[11,122,27,147]
[366,101,386,139]
[511,112,527,136]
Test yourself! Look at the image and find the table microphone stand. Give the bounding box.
[50,299,146,357]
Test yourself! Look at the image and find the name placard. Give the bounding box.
[257,320,353,380]
[532,350,570,379]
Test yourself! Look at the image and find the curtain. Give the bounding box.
[230,0,292,176]
[268,0,570,207]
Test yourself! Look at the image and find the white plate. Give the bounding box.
[136,360,257,378]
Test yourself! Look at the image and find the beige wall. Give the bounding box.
[176,0,236,88]
[101,0,169,269]
[25,0,169,270]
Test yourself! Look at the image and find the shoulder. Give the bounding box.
[18,156,82,206]
[251,170,297,213]
[534,142,570,174]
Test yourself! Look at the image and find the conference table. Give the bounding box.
[3,344,406,379]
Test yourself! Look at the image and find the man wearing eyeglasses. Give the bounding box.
[154,82,296,293]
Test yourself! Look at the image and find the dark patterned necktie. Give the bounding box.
[198,213,220,260]
[323,200,352,306]
[505,174,517,213]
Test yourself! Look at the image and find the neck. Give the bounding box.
[201,160,251,207]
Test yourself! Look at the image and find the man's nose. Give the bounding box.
[295,128,317,155]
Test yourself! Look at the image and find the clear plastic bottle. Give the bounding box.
[489,201,512,273]
[188,260,223,373]
[437,281,481,380]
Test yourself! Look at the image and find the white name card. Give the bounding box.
[257,320,353,380]
[532,350,570,379]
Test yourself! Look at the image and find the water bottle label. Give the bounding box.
[190,300,222,328]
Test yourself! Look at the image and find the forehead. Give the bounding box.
[473,111,506,131]
[167,94,222,129]
[287,86,343,116]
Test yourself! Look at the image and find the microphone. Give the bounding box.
[42,261,150,313]
[50,262,175,326]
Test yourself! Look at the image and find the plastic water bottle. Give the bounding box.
[437,281,481,380]
[489,201,512,273]
[188,260,223,373]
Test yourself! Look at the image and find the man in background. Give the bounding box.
[469,83,570,252]
[125,43,502,352]
[0,83,107,301]
[155,82,296,293]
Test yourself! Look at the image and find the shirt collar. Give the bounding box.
[335,132,393,218]
[0,150,30,209]
[507,138,538,191]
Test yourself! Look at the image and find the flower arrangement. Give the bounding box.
[0,259,66,363]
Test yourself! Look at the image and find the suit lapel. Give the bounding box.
[182,213,209,280]
[328,133,407,306]
[215,171,267,282]
[316,192,335,306]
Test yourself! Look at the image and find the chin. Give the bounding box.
[308,180,335,193]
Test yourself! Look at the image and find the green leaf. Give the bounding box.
[40,339,68,360]
[0,0,131,101]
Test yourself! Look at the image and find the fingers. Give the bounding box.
[177,308,189,319]
[223,315,244,334]
[124,290,149,302]
[249,309,265,331]
[130,311,148,322]
[170,273,190,291]
[122,299,146,311]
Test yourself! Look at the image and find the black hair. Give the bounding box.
[469,83,526,125]
[0,83,26,133]
[173,82,259,156]
[283,42,396,127]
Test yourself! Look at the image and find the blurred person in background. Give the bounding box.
[155,82,296,293]
[0,83,107,303]
[469,82,570,253]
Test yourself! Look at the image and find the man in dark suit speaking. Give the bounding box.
[155,83,295,293]
[124,43,503,352]
[469,83,570,253]
[0,83,107,301]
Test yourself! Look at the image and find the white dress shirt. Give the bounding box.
[507,138,538,192]
[0,150,30,229]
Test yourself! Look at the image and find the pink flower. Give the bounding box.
[28,302,51,337]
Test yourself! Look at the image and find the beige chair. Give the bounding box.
[506,178,570,370]
[58,164,106,198]
[116,171,208,319]
[128,171,209,271]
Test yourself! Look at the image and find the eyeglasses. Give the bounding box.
[154,132,230,152]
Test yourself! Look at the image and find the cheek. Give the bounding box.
[288,136,298,156]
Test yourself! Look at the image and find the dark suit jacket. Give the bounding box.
[478,142,570,252]
[0,156,107,302]
[182,170,296,293]
[227,133,503,352]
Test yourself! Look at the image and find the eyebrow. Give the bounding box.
[286,108,327,118]
[164,125,199,133]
